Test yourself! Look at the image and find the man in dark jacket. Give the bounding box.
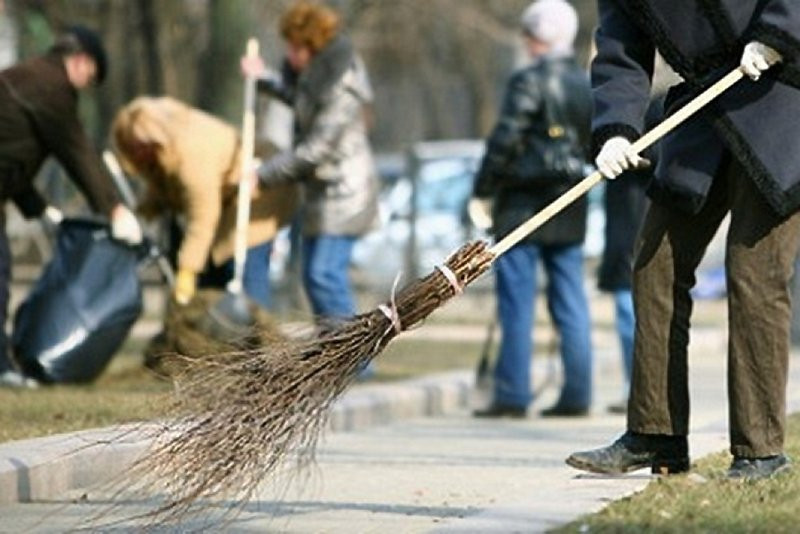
[472,0,593,419]
[567,1,800,480]
[0,25,142,388]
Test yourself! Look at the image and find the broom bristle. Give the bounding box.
[116,240,495,526]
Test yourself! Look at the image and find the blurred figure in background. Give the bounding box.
[600,95,662,414]
[0,25,141,388]
[472,0,593,418]
[568,1,799,481]
[112,95,297,309]
[242,1,379,324]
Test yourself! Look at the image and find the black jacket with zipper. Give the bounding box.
[474,55,592,246]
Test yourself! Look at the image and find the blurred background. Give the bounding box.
[0,0,599,148]
[0,0,603,298]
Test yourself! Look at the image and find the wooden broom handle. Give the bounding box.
[489,67,745,258]
[228,38,260,294]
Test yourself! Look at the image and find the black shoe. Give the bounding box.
[540,404,589,417]
[566,431,690,475]
[727,454,791,481]
[473,402,527,419]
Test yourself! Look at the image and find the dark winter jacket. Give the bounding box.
[0,52,118,219]
[474,55,591,246]
[256,35,379,237]
[593,0,800,217]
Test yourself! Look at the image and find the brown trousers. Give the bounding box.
[628,156,800,457]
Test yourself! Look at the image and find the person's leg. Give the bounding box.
[198,259,232,290]
[541,243,593,412]
[490,243,538,409]
[302,234,357,318]
[567,194,726,473]
[242,241,273,310]
[627,176,730,436]
[0,227,11,373]
[614,288,635,385]
[725,159,800,460]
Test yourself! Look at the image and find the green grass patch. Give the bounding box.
[558,413,800,534]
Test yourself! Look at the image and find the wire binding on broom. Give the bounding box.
[435,263,464,295]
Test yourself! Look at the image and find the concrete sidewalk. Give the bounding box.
[3,332,800,532]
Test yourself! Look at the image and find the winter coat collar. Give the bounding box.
[298,34,354,102]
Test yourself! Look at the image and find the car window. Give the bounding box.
[416,157,478,215]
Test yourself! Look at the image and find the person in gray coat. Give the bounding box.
[243,1,379,321]
[567,0,800,481]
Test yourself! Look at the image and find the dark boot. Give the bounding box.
[727,454,791,481]
[566,431,690,475]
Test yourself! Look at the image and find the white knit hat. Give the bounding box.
[521,0,579,55]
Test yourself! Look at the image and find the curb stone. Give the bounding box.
[0,370,474,504]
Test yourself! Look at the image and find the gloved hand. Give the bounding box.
[240,54,266,78]
[467,198,493,231]
[595,136,650,179]
[740,41,782,81]
[43,205,63,225]
[173,268,197,305]
[110,204,143,245]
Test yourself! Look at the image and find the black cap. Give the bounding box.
[51,24,108,84]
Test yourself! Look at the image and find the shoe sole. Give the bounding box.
[566,456,690,475]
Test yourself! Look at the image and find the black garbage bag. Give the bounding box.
[12,218,143,383]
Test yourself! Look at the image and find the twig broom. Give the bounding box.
[117,68,745,525]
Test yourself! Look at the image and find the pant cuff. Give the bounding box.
[628,423,687,437]
[730,444,784,458]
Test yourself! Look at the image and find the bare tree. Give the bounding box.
[6,0,599,151]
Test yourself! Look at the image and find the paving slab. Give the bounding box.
[3,340,798,533]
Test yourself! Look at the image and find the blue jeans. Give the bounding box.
[241,241,273,310]
[302,235,357,318]
[613,288,635,386]
[493,242,592,410]
[303,235,373,379]
[219,241,273,310]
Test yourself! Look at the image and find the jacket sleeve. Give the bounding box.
[473,70,541,198]
[259,83,362,186]
[749,1,800,63]
[256,60,297,105]
[34,96,119,216]
[590,0,656,155]
[11,184,47,218]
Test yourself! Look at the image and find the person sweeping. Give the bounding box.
[567,0,799,481]
[241,1,379,324]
